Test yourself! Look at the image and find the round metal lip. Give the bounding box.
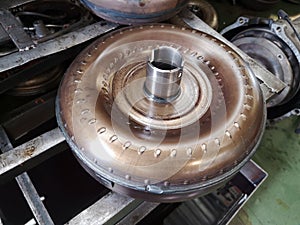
[56,24,266,202]
[113,60,213,130]
[8,65,64,96]
[228,26,300,108]
[232,36,293,107]
[81,0,188,25]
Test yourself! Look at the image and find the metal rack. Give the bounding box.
[0,119,267,224]
[0,1,269,224]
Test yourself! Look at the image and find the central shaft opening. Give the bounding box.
[144,47,184,103]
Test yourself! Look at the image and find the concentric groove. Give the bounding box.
[56,24,265,202]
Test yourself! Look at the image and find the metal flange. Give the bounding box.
[221,13,300,118]
[57,24,266,202]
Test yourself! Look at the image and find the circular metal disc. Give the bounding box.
[230,27,300,108]
[56,24,265,202]
[8,65,64,96]
[81,0,188,25]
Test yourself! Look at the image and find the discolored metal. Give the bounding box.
[7,65,65,96]
[56,24,265,202]
[169,0,218,30]
[80,0,188,25]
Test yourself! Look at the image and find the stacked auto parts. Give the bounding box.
[221,11,300,120]
[1,0,294,224]
[56,1,286,202]
[0,0,96,96]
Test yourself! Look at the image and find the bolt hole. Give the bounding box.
[139,0,146,7]
[293,109,300,115]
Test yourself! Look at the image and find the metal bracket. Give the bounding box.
[0,21,119,73]
[0,9,35,51]
[0,126,55,225]
[271,20,300,64]
[0,127,65,179]
[179,9,286,100]
[66,192,148,225]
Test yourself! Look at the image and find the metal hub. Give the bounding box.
[57,24,265,202]
[144,47,184,102]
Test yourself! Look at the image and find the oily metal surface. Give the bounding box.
[80,0,188,25]
[57,24,265,202]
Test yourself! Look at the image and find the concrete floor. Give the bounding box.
[207,1,300,224]
[230,116,300,225]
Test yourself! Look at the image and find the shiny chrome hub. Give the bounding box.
[144,47,184,102]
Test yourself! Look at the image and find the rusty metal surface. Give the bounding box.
[81,0,188,24]
[0,21,118,73]
[57,24,266,202]
[0,126,54,225]
[0,127,65,178]
[0,9,35,51]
